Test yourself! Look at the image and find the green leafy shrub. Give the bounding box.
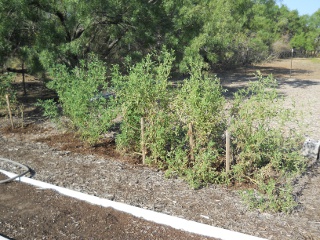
[230,73,306,212]
[35,99,59,120]
[111,50,174,153]
[168,60,226,188]
[44,50,307,212]
[47,54,116,144]
[111,52,226,188]
[144,108,176,165]
[241,180,298,213]
[0,72,15,108]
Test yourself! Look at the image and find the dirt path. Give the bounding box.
[1,58,320,240]
[0,173,216,240]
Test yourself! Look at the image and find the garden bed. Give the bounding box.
[1,58,320,239]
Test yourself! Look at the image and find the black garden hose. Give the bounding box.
[0,157,31,183]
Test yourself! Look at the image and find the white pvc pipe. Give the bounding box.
[0,169,266,240]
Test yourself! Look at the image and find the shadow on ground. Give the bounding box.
[219,64,320,99]
[278,79,320,88]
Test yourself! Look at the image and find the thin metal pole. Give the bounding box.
[290,48,293,78]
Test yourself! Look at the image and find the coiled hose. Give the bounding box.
[0,157,31,183]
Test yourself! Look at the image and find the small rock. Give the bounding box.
[302,137,320,160]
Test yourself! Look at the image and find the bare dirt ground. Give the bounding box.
[1,58,320,240]
[0,174,214,240]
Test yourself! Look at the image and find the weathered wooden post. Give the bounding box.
[5,94,14,129]
[226,130,231,172]
[20,104,24,128]
[141,117,146,164]
[188,122,195,162]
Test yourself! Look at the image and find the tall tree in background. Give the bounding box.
[0,0,172,71]
[291,9,320,55]
[0,0,319,74]
[0,0,30,66]
[163,0,260,70]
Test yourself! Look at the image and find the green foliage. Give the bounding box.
[0,0,174,71]
[144,109,175,164]
[25,47,308,212]
[110,52,306,206]
[111,50,174,152]
[291,31,320,53]
[0,0,313,212]
[1,0,318,72]
[169,60,226,187]
[111,51,226,188]
[230,73,306,212]
[174,60,225,141]
[47,54,116,144]
[290,9,320,54]
[35,99,59,120]
[0,72,16,108]
[171,0,253,70]
[241,181,298,213]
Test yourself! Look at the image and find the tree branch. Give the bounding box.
[29,1,72,42]
[7,67,28,74]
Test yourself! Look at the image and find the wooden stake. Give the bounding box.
[226,130,231,172]
[188,122,195,162]
[141,117,146,164]
[20,104,24,128]
[5,94,14,129]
